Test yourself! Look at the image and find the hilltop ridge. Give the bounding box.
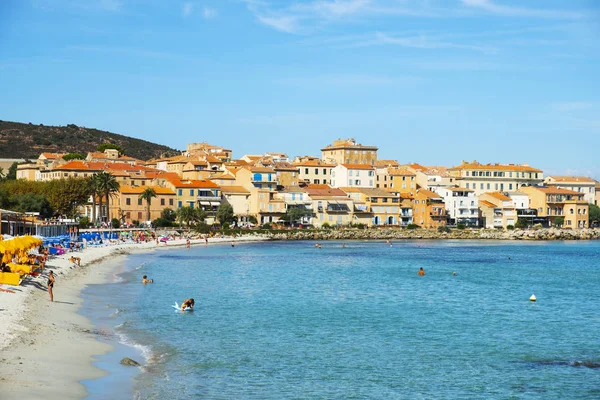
[0,120,180,161]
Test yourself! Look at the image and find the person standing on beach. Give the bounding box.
[186,238,191,249]
[47,270,55,302]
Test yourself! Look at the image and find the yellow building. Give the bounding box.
[112,186,176,224]
[520,186,588,228]
[321,138,378,166]
[220,186,252,221]
[478,192,517,229]
[303,185,354,227]
[273,162,300,187]
[413,189,447,228]
[376,166,417,193]
[448,160,543,195]
[15,163,39,181]
[294,159,335,185]
[341,187,400,226]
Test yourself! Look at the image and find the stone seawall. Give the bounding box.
[264,228,600,241]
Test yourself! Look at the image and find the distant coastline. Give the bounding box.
[259,227,600,241]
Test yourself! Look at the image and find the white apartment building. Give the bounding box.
[437,187,479,226]
[330,164,376,189]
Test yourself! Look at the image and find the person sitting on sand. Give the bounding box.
[418,267,425,276]
[69,256,81,267]
[142,275,154,284]
[181,298,194,310]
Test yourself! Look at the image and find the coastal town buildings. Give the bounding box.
[520,186,589,228]
[303,185,354,228]
[413,189,447,228]
[330,164,376,189]
[478,192,517,229]
[293,159,335,185]
[408,164,456,193]
[437,187,479,226]
[544,176,596,204]
[110,186,175,224]
[321,138,378,166]
[448,161,544,196]
[375,165,416,193]
[341,187,400,225]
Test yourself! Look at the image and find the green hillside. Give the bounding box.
[0,120,180,161]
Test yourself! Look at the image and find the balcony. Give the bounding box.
[400,210,413,217]
[327,202,350,213]
[197,195,221,202]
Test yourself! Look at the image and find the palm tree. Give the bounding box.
[87,175,99,224]
[176,206,194,227]
[95,172,120,222]
[139,187,157,223]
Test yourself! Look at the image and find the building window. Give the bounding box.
[178,189,182,196]
[138,212,142,220]
[161,198,165,206]
[466,183,470,189]
[323,169,327,175]
[138,199,143,205]
[126,198,131,205]
[178,201,182,207]
[169,199,173,206]
[487,183,490,190]
[305,168,309,174]
[314,179,320,184]
[315,168,319,175]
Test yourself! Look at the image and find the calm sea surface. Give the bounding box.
[82,240,600,399]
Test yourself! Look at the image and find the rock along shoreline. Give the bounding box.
[261,227,600,241]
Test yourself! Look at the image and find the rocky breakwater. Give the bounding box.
[265,228,600,241]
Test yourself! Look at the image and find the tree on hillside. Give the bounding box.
[589,204,600,227]
[216,203,235,226]
[139,187,157,223]
[44,178,91,217]
[63,153,85,161]
[95,172,120,222]
[6,162,18,180]
[97,143,124,154]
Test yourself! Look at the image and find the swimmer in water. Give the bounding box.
[181,298,195,310]
[418,267,425,276]
[142,275,154,283]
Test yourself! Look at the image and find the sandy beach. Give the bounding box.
[0,234,267,400]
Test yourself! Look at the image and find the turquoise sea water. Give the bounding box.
[82,240,600,399]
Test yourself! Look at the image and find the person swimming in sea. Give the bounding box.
[181,298,195,310]
[142,275,154,284]
[418,267,425,276]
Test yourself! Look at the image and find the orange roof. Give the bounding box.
[248,166,276,173]
[54,161,102,171]
[273,162,299,171]
[340,164,375,170]
[206,155,223,163]
[479,200,497,208]
[546,176,596,184]
[524,186,583,195]
[449,161,542,173]
[406,163,427,172]
[167,178,219,189]
[145,171,180,180]
[219,186,250,194]
[388,166,416,176]
[304,185,348,198]
[484,191,511,201]
[374,160,399,167]
[293,160,336,167]
[119,186,175,195]
[40,152,66,159]
[415,189,442,199]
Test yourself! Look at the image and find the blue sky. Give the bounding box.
[1,0,599,177]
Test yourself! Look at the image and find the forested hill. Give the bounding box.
[0,120,180,160]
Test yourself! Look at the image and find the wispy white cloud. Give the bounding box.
[256,15,299,33]
[182,2,193,17]
[370,32,496,53]
[461,0,584,19]
[203,7,218,19]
